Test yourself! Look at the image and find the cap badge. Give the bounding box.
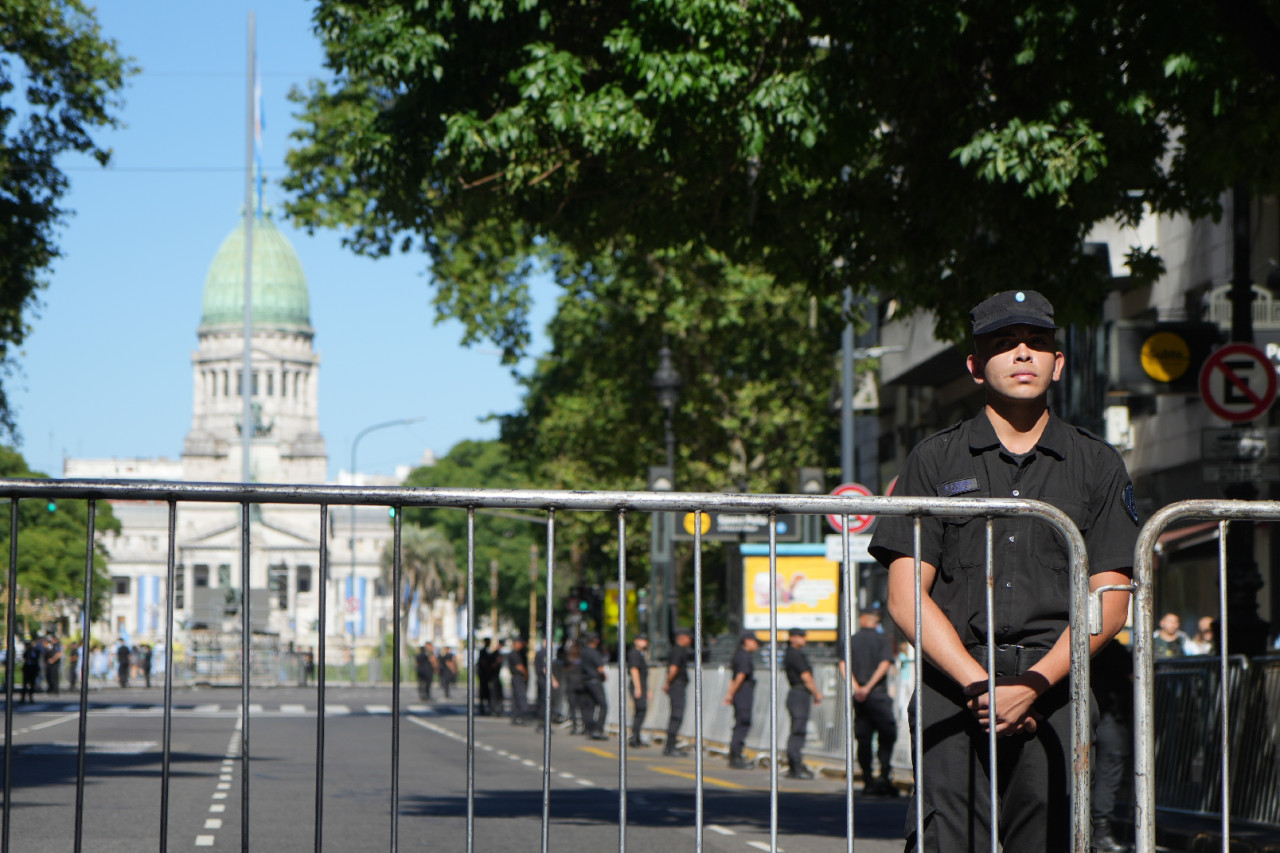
[1015,292,1026,302]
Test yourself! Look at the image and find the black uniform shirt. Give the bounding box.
[869,409,1139,648]
[784,645,811,688]
[667,643,690,683]
[626,646,648,685]
[731,647,755,685]
[580,646,604,683]
[506,647,528,678]
[847,629,894,694]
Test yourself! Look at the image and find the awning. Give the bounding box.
[1154,520,1222,555]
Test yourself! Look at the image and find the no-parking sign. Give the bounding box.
[1199,343,1277,423]
[826,482,874,533]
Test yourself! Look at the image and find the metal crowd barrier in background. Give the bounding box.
[0,478,1095,853]
[1132,500,1280,853]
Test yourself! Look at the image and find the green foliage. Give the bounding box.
[380,523,459,659]
[0,446,120,627]
[0,1,134,436]
[399,440,545,636]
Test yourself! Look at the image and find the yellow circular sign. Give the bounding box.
[1141,331,1191,382]
[682,512,712,536]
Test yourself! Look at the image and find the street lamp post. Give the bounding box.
[347,416,424,683]
[649,344,682,659]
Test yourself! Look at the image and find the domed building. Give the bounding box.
[64,210,456,676]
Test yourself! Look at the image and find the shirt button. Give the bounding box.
[1005,582,1013,588]
[1008,536,1015,544]
[1012,489,1020,496]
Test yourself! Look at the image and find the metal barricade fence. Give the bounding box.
[1132,500,1280,853]
[0,478,1095,853]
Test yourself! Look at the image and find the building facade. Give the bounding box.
[65,211,460,662]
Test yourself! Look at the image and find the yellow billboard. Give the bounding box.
[604,584,638,631]
[743,554,839,636]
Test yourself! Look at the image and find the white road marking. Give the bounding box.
[521,759,536,767]
[575,779,593,787]
[204,819,222,829]
[408,704,429,713]
[324,705,350,715]
[234,704,263,714]
[195,836,215,846]
[279,704,306,714]
[216,783,230,790]
[212,793,227,800]
[559,773,575,780]
[747,843,780,852]
[209,805,225,813]
[366,705,391,714]
[219,775,231,782]
[707,825,735,836]
[193,704,220,714]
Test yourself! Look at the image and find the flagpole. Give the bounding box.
[241,11,255,486]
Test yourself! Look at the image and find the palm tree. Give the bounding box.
[380,524,459,663]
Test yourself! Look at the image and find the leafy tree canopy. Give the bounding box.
[286,0,1280,347]
[0,446,120,630]
[0,1,134,435]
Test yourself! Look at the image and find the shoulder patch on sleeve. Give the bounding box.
[936,477,980,497]
[1123,484,1139,524]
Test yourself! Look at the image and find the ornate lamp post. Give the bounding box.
[648,343,682,659]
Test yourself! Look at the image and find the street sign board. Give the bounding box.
[1202,462,1280,483]
[826,483,874,533]
[1201,427,1280,461]
[1199,343,1277,423]
[824,533,874,563]
[673,511,804,542]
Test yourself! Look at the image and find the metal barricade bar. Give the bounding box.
[0,478,1091,853]
[1132,499,1280,853]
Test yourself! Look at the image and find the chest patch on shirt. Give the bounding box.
[936,477,980,497]
[1124,484,1139,524]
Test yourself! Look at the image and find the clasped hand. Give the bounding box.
[962,675,1045,736]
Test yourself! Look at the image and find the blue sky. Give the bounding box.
[13,1,552,481]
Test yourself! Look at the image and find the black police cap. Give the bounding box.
[970,290,1057,337]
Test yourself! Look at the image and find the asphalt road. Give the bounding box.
[1,686,907,852]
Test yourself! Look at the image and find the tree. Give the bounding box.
[379,523,459,662]
[286,0,1280,349]
[0,446,120,634]
[399,440,546,638]
[0,1,134,435]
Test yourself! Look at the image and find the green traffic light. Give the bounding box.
[46,501,56,513]
[388,507,396,518]
[578,600,589,612]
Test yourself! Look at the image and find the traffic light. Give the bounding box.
[567,585,584,616]
[46,500,56,513]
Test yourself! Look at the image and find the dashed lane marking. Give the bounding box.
[747,843,781,852]
[195,836,215,847]
[204,820,222,829]
[279,704,306,714]
[707,825,735,836]
[366,705,391,714]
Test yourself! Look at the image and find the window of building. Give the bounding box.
[296,565,312,594]
[218,564,231,588]
[113,576,131,596]
[175,564,185,609]
[268,563,288,609]
[252,371,259,396]
[266,372,274,397]
[193,564,209,588]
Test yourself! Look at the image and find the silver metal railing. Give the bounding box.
[1132,499,1280,853]
[0,478,1095,853]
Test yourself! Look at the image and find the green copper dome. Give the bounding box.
[200,213,311,331]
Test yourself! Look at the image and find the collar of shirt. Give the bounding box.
[968,408,1068,460]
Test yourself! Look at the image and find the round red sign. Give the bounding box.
[826,482,874,534]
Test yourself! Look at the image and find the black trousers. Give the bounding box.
[511,675,529,719]
[631,689,648,740]
[905,663,1089,853]
[667,680,687,744]
[417,669,433,700]
[731,683,754,753]
[440,673,454,698]
[46,662,61,695]
[1091,710,1130,831]
[583,681,606,733]
[21,664,37,701]
[855,691,897,781]
[786,687,810,769]
[568,686,586,729]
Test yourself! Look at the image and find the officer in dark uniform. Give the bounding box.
[507,637,530,724]
[580,633,608,739]
[533,639,558,730]
[20,635,42,702]
[839,608,898,795]
[415,643,436,700]
[476,638,493,714]
[1090,639,1133,853]
[662,627,693,755]
[783,628,822,778]
[626,634,651,747]
[564,640,587,733]
[869,290,1139,853]
[723,631,759,768]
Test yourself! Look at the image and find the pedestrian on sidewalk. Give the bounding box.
[723,631,759,768]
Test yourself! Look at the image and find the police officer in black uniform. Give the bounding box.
[533,639,558,731]
[839,608,898,795]
[869,290,1138,853]
[723,631,759,768]
[783,628,822,778]
[626,634,651,747]
[662,627,693,755]
[580,633,609,740]
[1091,639,1133,853]
[507,637,530,724]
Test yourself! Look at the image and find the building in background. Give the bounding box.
[65,209,459,662]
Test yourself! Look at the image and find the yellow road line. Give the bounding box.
[649,766,749,790]
[579,746,616,758]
